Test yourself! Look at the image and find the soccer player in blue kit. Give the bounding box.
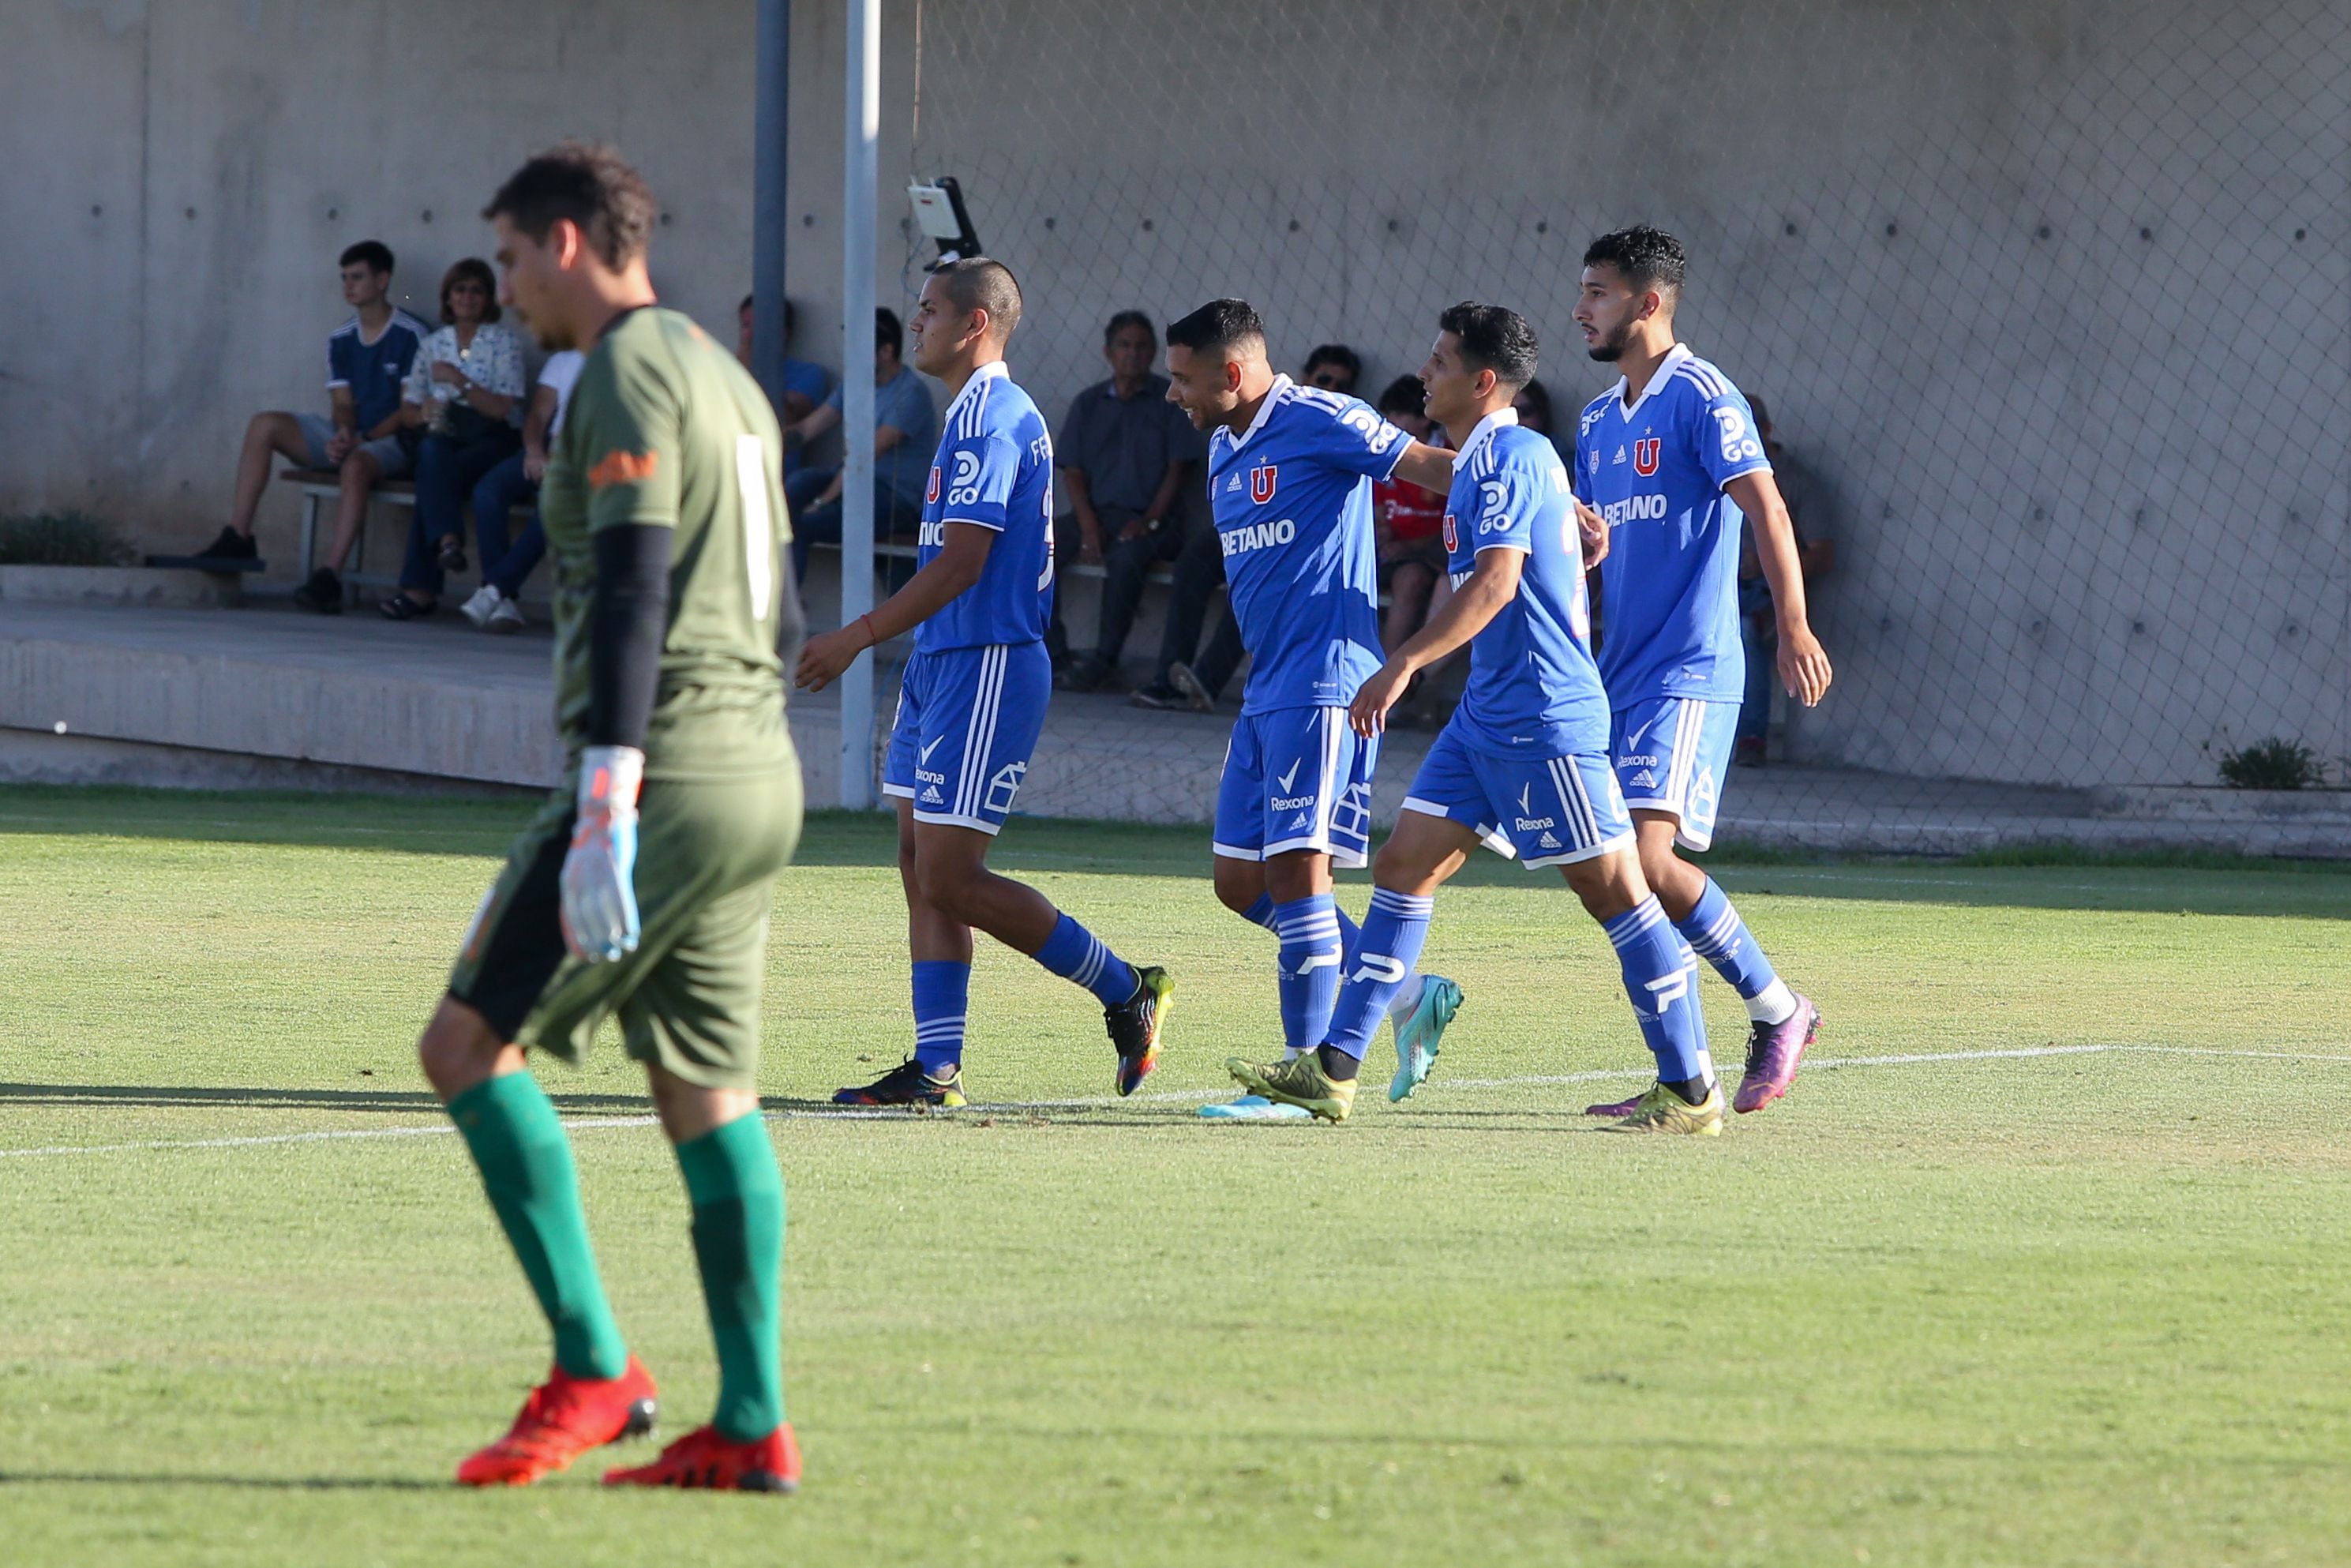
[1228,303,1723,1131]
[797,260,1172,1107]
[1570,227,1835,1117]
[1161,300,1466,1120]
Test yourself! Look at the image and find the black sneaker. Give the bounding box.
[1056,653,1116,693]
[832,1058,966,1108]
[1167,662,1217,714]
[291,568,344,613]
[1104,966,1173,1096]
[1128,683,1184,711]
[191,527,258,566]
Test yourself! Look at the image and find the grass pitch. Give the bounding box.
[2,786,2348,1567]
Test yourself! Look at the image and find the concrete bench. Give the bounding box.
[279,468,534,602]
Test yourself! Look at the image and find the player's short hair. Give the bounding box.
[1104,309,1156,348]
[483,141,657,270]
[1375,374,1426,418]
[1583,225,1686,298]
[1164,299,1266,360]
[437,257,501,325]
[1436,302,1537,392]
[1302,343,1361,384]
[339,240,394,276]
[875,307,904,360]
[932,257,1024,343]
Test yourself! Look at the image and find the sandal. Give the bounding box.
[437,537,468,575]
[379,593,433,621]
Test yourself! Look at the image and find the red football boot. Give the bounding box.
[456,1356,659,1487]
[604,1422,801,1494]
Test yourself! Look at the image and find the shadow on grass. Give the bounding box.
[0,1082,644,1115]
[3,786,2343,917]
[0,1470,448,1491]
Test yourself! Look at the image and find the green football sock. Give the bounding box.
[674,1112,786,1442]
[448,1072,630,1382]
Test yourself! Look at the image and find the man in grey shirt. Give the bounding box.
[1052,311,1204,691]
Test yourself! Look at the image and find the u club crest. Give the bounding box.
[925,465,942,504]
[1633,438,1661,477]
[1249,463,1278,505]
[1442,512,1458,553]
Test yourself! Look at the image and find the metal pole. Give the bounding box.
[839,0,881,809]
[750,0,790,410]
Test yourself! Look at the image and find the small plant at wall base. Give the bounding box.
[2217,738,2326,790]
[0,512,135,566]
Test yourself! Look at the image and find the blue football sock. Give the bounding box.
[1241,892,1277,930]
[1323,887,1433,1060]
[1271,895,1345,1056]
[911,960,969,1075]
[1676,878,1797,1024]
[1033,911,1139,1007]
[1603,898,1713,1088]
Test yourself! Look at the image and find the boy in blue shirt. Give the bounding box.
[1571,227,1835,1116]
[1163,299,1467,1118]
[797,261,1169,1108]
[1229,304,1721,1132]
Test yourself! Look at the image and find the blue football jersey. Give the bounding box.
[1572,344,1772,706]
[917,362,1056,654]
[1205,376,1406,714]
[1442,413,1610,756]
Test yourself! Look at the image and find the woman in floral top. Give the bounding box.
[382,257,525,617]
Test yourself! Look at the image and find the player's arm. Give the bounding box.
[1399,438,1607,565]
[562,358,684,962]
[1351,546,1524,738]
[1724,470,1831,707]
[794,523,993,692]
[1389,440,1455,496]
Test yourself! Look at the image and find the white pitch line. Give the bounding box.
[6,1045,2349,1160]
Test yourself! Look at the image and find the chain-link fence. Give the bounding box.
[859,0,2349,853]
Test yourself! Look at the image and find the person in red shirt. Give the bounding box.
[1371,375,1451,656]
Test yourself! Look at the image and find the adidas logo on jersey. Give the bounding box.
[1225,472,1244,493]
[1612,446,1627,464]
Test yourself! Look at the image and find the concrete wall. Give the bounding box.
[5,0,2345,790]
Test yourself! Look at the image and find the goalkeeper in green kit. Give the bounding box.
[416,142,804,1494]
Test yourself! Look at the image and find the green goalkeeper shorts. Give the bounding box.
[448,757,803,1091]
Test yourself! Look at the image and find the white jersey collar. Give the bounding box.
[1223,373,1292,453]
[1612,342,1693,422]
[1450,405,1519,471]
[943,358,1010,422]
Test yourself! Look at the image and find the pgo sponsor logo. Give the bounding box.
[1633,438,1661,476]
[1250,463,1279,505]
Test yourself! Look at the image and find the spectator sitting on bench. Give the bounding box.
[188,241,428,582]
[781,306,934,595]
[456,347,585,632]
[1300,342,1362,396]
[378,258,526,619]
[1052,309,1202,692]
[737,293,830,478]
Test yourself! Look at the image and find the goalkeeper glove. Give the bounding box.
[561,745,643,963]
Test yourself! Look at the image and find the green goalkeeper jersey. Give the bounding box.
[538,306,793,781]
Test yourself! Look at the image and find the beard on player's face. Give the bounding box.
[1584,315,1633,362]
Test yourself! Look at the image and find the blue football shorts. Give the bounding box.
[1400,718,1633,868]
[882,641,1051,835]
[1610,695,1740,852]
[1212,704,1378,868]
